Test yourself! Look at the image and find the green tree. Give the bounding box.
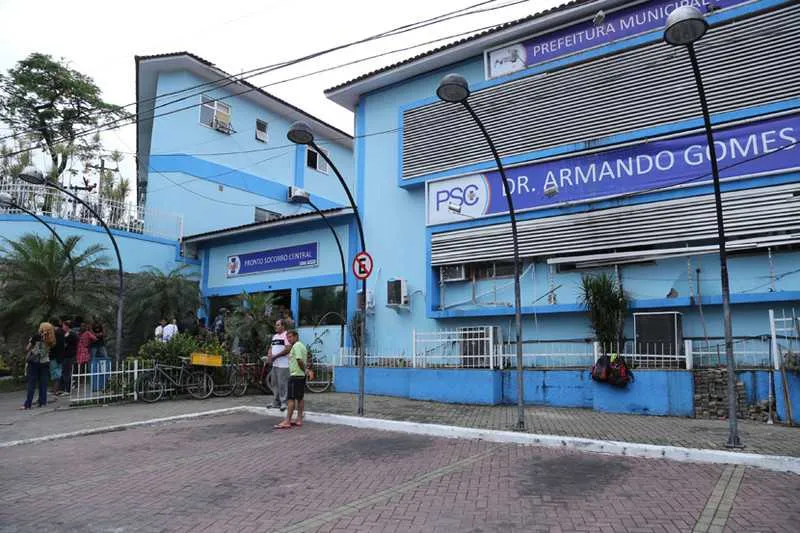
[0,233,110,336]
[0,137,33,185]
[124,265,201,346]
[226,291,279,357]
[579,272,628,354]
[0,53,129,183]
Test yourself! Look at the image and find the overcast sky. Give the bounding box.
[0,0,561,194]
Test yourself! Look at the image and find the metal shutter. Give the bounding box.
[402,3,800,179]
[429,184,800,266]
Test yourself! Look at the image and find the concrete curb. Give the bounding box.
[0,407,246,448]
[246,406,800,475]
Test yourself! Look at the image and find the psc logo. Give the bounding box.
[428,174,489,225]
[435,183,481,211]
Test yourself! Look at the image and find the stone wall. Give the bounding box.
[694,369,774,422]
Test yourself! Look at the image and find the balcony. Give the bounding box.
[0,183,183,241]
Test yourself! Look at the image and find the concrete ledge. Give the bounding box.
[244,406,800,475]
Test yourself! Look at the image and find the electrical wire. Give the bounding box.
[0,0,531,145]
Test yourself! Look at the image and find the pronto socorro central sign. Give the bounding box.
[226,242,318,277]
[485,0,752,79]
[427,113,800,225]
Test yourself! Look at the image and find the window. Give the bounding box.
[306,146,329,173]
[254,207,280,223]
[471,261,515,280]
[200,95,232,132]
[299,285,345,326]
[255,119,268,142]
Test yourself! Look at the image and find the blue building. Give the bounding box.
[136,52,355,352]
[322,0,800,415]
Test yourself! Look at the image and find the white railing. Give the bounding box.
[691,338,772,369]
[500,342,595,369]
[413,327,500,369]
[0,182,182,240]
[69,359,154,404]
[595,341,689,370]
[337,352,413,368]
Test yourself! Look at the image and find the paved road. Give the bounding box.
[1,412,798,533]
[2,392,799,457]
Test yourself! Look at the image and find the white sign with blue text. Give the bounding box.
[426,113,800,226]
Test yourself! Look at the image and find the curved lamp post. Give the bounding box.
[0,191,77,291]
[664,7,740,447]
[288,192,347,355]
[287,123,368,416]
[18,167,125,361]
[437,74,526,431]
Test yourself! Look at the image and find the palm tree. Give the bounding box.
[0,233,110,336]
[124,265,201,346]
[579,272,629,355]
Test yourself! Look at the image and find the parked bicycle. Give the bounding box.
[225,353,271,397]
[136,358,214,403]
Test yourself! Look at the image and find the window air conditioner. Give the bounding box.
[213,118,232,134]
[440,264,467,283]
[386,279,409,307]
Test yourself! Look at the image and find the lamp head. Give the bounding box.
[18,166,46,185]
[287,121,315,145]
[663,6,708,46]
[436,74,470,103]
[0,192,14,207]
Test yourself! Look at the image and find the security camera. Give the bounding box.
[592,10,605,25]
[447,201,462,214]
[544,184,559,198]
[288,186,310,204]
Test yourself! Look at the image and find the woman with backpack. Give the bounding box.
[20,322,56,410]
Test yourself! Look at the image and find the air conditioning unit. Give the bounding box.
[458,326,502,368]
[440,264,467,283]
[386,279,409,307]
[213,118,232,134]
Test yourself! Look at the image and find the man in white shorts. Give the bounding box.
[269,319,291,410]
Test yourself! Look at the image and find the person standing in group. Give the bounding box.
[154,319,166,342]
[20,323,55,410]
[90,321,107,360]
[162,318,179,342]
[269,319,291,411]
[274,330,308,429]
[181,311,199,337]
[76,320,97,369]
[49,318,65,396]
[61,318,77,395]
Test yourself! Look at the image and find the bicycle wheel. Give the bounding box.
[306,364,333,393]
[137,374,164,403]
[186,370,214,399]
[211,365,238,397]
[232,365,248,397]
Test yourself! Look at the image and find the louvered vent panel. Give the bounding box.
[402,4,800,179]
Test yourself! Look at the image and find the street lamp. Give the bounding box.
[437,74,526,431]
[17,166,125,361]
[664,6,741,447]
[0,191,77,291]
[288,189,347,355]
[287,123,369,416]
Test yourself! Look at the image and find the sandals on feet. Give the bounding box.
[273,423,292,429]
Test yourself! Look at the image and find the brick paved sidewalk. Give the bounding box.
[2,391,798,457]
[2,413,798,533]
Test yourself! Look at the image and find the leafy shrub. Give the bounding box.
[137,333,231,365]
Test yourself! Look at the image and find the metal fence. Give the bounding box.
[691,338,772,369]
[413,327,500,369]
[500,342,595,369]
[69,359,154,405]
[0,182,183,240]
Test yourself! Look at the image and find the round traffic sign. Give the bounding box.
[353,251,373,280]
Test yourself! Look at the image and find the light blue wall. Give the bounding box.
[0,216,189,274]
[145,70,354,236]
[350,0,800,356]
